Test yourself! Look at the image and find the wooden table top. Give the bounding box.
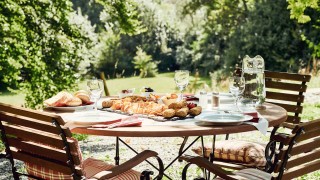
[70,103,287,137]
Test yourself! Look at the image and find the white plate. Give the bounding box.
[63,113,122,125]
[45,104,94,111]
[195,113,252,125]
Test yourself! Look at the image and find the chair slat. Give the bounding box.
[7,137,81,165]
[290,137,320,156]
[0,112,71,136]
[265,81,307,92]
[3,123,73,150]
[296,129,320,143]
[285,116,301,124]
[266,92,304,103]
[282,159,320,180]
[11,149,83,175]
[265,71,311,82]
[264,102,303,114]
[292,118,320,133]
[286,148,320,170]
[0,103,65,125]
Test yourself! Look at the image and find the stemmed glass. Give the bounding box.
[174,70,189,101]
[87,79,104,110]
[229,76,245,110]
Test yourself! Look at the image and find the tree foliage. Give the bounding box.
[0,0,144,108]
[288,0,320,74]
[0,0,95,108]
[178,0,317,75]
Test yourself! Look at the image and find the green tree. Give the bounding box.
[288,0,320,74]
[0,0,145,108]
[0,0,95,109]
[133,47,159,78]
[225,0,311,72]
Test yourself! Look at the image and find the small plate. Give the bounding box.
[45,104,94,111]
[195,113,252,125]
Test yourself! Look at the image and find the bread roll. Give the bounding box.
[75,92,90,104]
[102,100,114,108]
[44,92,73,107]
[189,106,202,116]
[162,109,176,118]
[65,97,82,106]
[168,100,187,109]
[175,107,189,118]
[74,90,89,96]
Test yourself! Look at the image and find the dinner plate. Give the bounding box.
[45,104,94,111]
[195,113,253,125]
[62,113,122,125]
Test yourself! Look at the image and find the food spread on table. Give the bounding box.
[101,94,202,119]
[44,90,93,107]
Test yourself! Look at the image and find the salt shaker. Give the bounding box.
[211,92,220,108]
[199,90,208,108]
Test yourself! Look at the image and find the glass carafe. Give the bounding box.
[241,55,266,107]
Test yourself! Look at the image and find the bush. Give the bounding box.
[133,47,159,78]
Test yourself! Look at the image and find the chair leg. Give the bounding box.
[140,169,154,180]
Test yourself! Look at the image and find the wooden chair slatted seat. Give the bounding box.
[0,103,164,179]
[264,70,311,127]
[182,118,320,180]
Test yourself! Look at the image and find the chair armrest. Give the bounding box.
[92,150,164,179]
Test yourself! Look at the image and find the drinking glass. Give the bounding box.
[229,76,245,110]
[87,79,104,110]
[174,70,189,101]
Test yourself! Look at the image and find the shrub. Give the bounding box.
[133,47,159,78]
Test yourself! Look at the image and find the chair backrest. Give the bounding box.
[264,71,311,126]
[265,118,320,179]
[0,103,84,179]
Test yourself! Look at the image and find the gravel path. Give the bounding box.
[1,88,319,179]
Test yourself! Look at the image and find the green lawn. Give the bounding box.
[0,72,211,106]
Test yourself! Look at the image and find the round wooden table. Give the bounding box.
[72,103,287,137]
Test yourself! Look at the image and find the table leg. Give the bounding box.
[115,137,120,165]
[117,136,201,180]
[178,136,189,162]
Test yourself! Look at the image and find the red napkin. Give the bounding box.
[243,111,259,123]
[91,115,142,129]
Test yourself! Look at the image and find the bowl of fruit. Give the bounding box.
[118,88,135,98]
[140,87,155,97]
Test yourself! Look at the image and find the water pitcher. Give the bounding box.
[241,55,266,107]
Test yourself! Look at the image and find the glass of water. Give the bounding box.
[87,79,104,110]
[174,70,189,101]
[229,76,245,109]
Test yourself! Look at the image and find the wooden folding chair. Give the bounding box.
[182,118,320,180]
[0,103,164,179]
[184,71,312,171]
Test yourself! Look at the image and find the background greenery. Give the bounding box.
[1,0,320,108]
